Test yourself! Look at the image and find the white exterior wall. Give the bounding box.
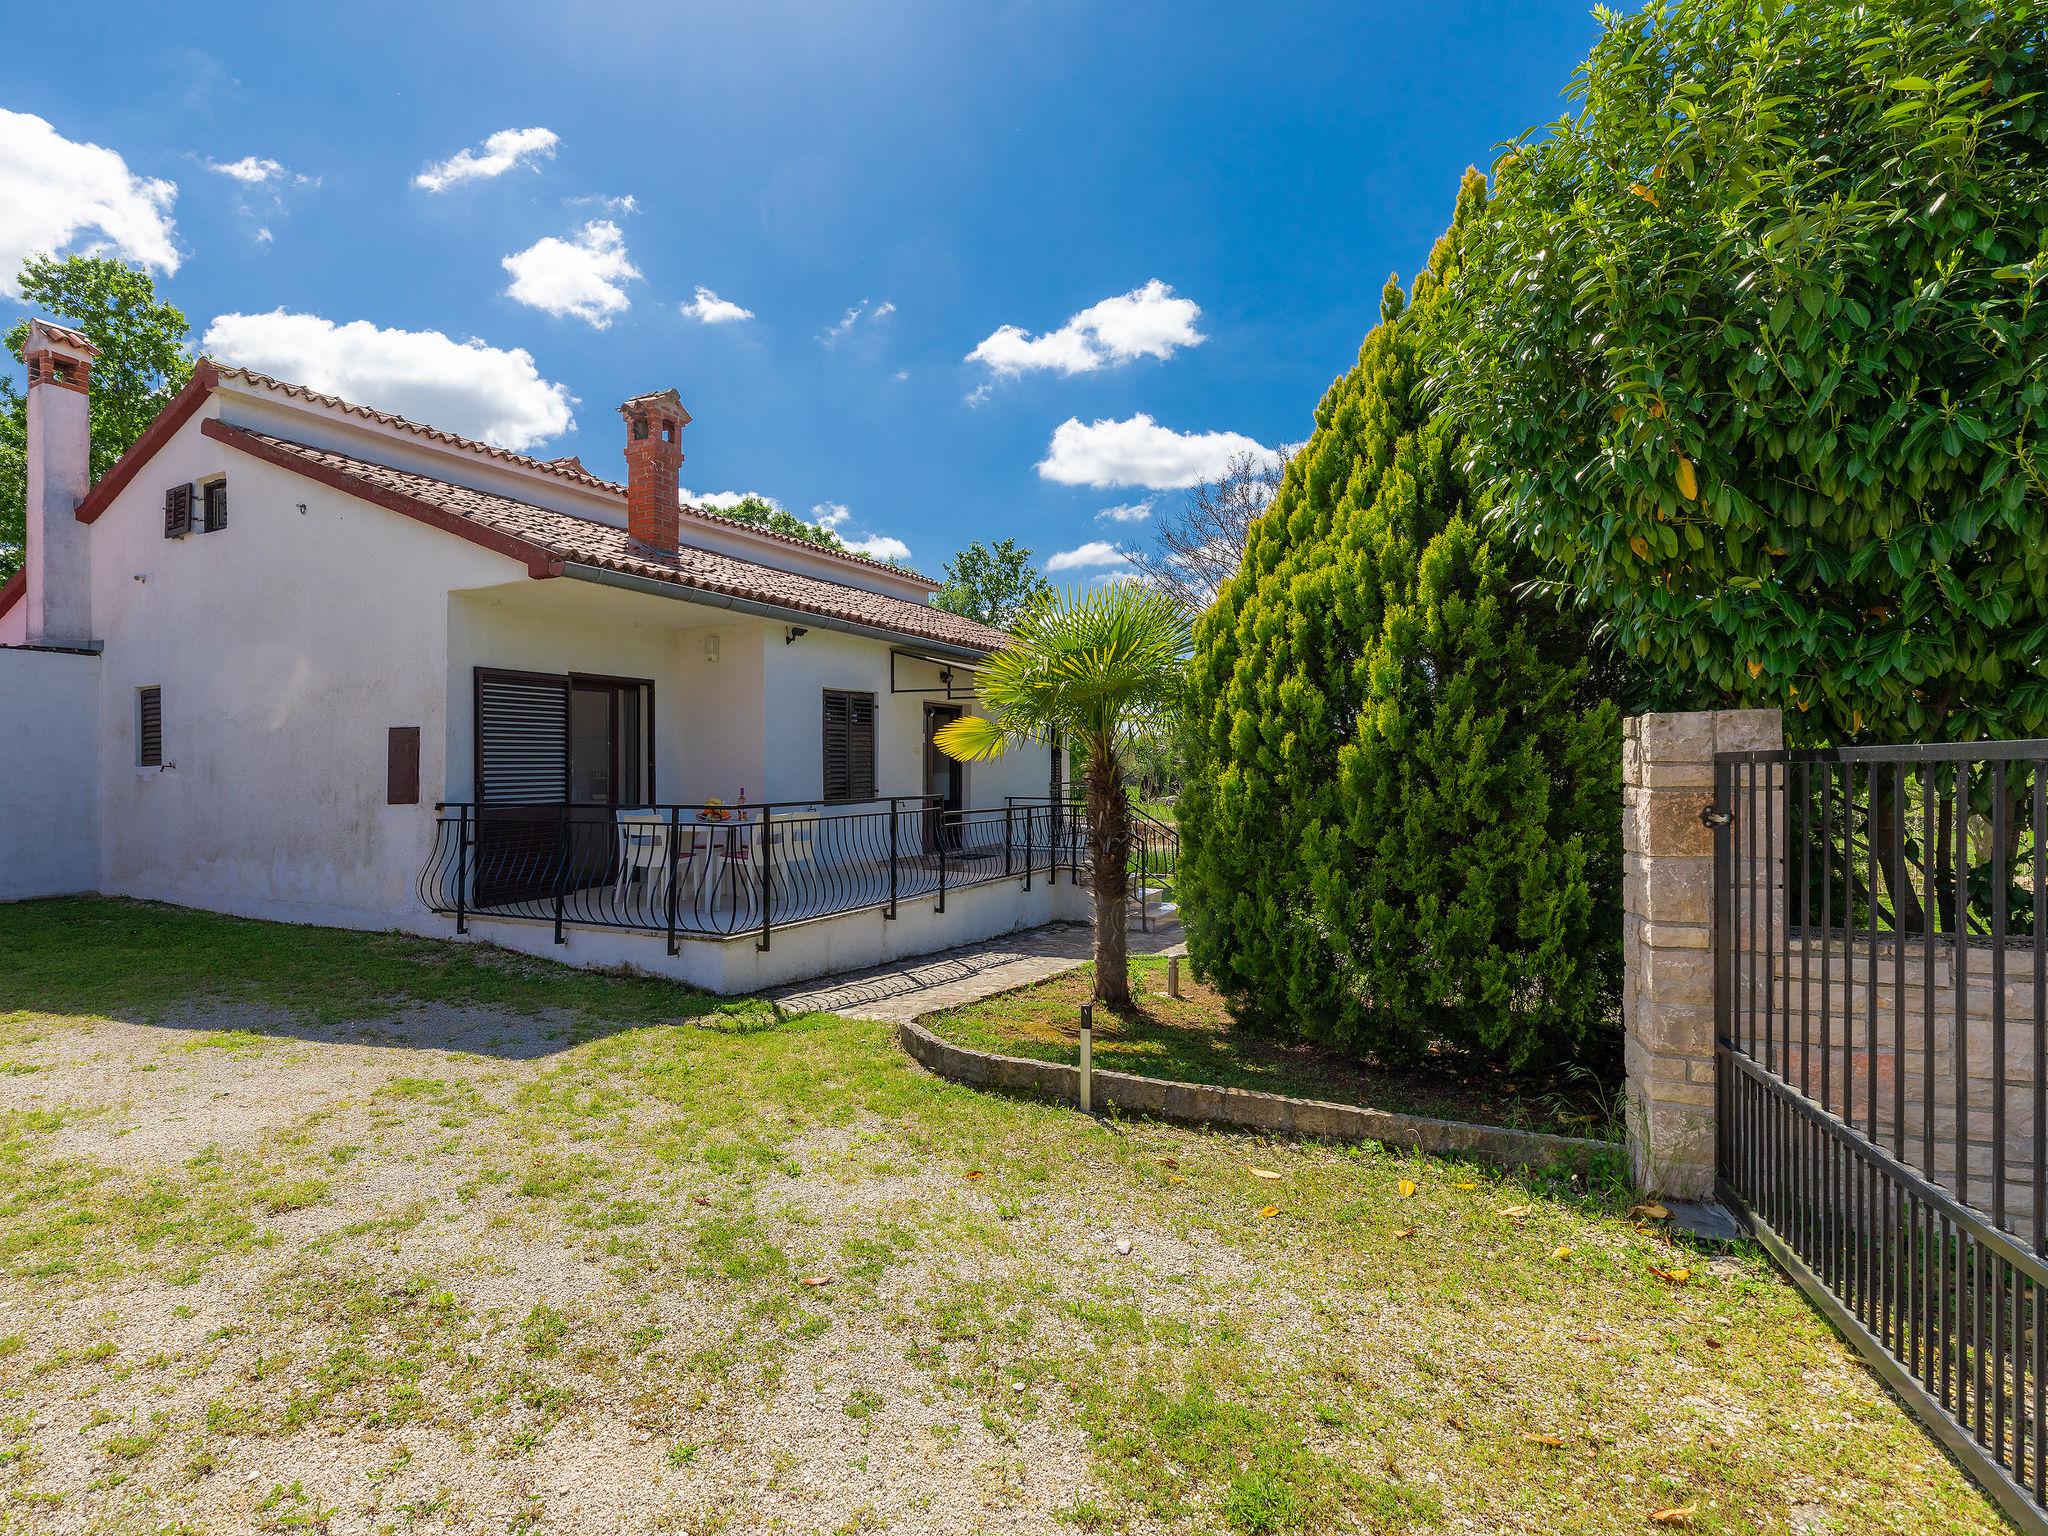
[0,647,99,899]
[0,602,25,646]
[86,397,521,929]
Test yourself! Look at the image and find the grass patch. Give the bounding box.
[923,954,1620,1139]
[0,896,2003,1534]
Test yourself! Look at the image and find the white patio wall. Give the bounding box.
[0,646,100,900]
[459,870,1093,994]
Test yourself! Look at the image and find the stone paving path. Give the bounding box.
[765,916,1186,1022]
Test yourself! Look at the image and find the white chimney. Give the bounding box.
[22,319,98,646]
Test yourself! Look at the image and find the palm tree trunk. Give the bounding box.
[1086,748,1132,1007]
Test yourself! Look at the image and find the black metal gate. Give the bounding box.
[1714,741,2048,1532]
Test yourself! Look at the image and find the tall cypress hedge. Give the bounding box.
[1177,172,1624,1070]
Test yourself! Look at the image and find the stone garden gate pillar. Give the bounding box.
[1623,708,1783,1196]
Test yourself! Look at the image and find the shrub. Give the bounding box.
[1178,173,1623,1070]
[1445,0,2048,744]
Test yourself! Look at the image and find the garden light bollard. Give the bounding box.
[1167,956,1181,999]
[1079,1003,1093,1114]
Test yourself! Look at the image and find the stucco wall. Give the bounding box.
[0,601,25,647]
[0,646,99,899]
[87,398,521,928]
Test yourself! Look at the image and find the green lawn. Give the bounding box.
[924,952,1621,1141]
[0,897,2007,1534]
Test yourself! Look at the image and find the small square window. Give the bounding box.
[201,479,227,533]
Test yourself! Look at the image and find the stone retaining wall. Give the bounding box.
[897,1020,1616,1173]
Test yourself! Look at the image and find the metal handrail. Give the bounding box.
[418,793,1071,949]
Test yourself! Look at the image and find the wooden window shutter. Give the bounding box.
[822,691,851,802]
[202,480,228,533]
[847,692,876,801]
[387,726,421,806]
[164,483,192,538]
[138,687,162,767]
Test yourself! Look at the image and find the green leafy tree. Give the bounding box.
[708,493,847,552]
[931,538,1050,630]
[1,255,194,581]
[1178,173,1623,1070]
[1444,0,2048,746]
[936,583,1192,1007]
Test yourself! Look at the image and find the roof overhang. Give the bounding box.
[556,562,994,662]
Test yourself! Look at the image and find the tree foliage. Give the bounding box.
[1,255,195,581]
[936,583,1192,1007]
[1178,173,1623,1070]
[1445,0,2048,744]
[931,537,1050,630]
[709,493,847,552]
[1125,449,1285,613]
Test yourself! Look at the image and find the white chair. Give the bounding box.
[769,805,823,872]
[614,809,685,915]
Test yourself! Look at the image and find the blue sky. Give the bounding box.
[2,0,1599,577]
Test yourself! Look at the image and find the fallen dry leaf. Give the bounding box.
[1551,1245,1573,1261]
[1650,1503,1697,1526]
[964,1170,984,1181]
[1632,1202,1672,1220]
[1497,1205,1532,1219]
[691,1195,712,1207]
[1522,1432,1566,1448]
[1455,1182,1480,1191]
[1250,1168,1283,1181]
[1155,1156,1179,1169]
[1397,1178,1418,1199]
[1257,1205,1280,1219]
[1572,1332,1608,1344]
[799,1275,833,1287]
[1168,1174,1186,1184]
[1394,1226,1418,1239]
[1650,1265,1692,1285]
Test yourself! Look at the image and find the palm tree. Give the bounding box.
[935,583,1192,1008]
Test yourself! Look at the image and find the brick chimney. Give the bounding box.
[619,389,689,552]
[23,319,98,645]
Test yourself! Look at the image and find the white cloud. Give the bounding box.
[968,280,1202,379]
[502,220,639,327]
[1037,413,1270,490]
[208,155,284,184]
[253,227,273,245]
[822,297,894,343]
[811,501,910,562]
[201,310,575,451]
[569,192,639,215]
[1095,501,1152,523]
[682,487,781,513]
[679,285,754,324]
[0,109,179,297]
[414,127,558,192]
[1044,540,1126,572]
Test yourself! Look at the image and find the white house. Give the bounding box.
[0,319,1095,991]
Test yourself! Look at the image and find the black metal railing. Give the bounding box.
[1004,797,1181,930]
[1716,741,2048,1531]
[417,795,1074,953]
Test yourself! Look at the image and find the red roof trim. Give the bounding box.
[200,419,563,579]
[75,364,222,524]
[0,568,22,621]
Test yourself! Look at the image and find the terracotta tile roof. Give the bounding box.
[205,423,1013,655]
[211,365,932,582]
[27,319,97,353]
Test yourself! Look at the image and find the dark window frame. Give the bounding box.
[200,478,227,533]
[137,686,162,767]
